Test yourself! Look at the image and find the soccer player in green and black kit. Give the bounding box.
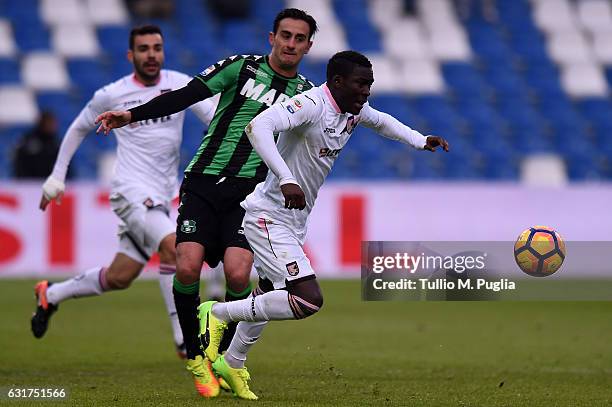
[95,8,317,399]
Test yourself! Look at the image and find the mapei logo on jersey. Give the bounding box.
[240,78,290,107]
[341,115,360,135]
[319,147,342,158]
[180,220,197,233]
[160,88,172,94]
[246,64,270,78]
[286,261,300,276]
[323,128,336,134]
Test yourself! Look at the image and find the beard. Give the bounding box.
[134,62,160,82]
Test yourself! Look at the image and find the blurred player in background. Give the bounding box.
[95,8,318,398]
[31,25,219,359]
[198,50,449,399]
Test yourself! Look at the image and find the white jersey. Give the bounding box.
[51,69,218,205]
[242,83,428,243]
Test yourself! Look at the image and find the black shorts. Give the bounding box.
[176,173,260,267]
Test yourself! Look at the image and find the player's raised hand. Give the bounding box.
[95,111,132,135]
[40,176,65,211]
[424,135,449,152]
[280,183,306,210]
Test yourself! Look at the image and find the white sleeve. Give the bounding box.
[246,94,319,186]
[188,93,219,125]
[50,88,110,181]
[359,103,427,149]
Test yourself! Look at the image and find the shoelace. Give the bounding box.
[214,321,228,335]
[236,367,251,383]
[191,360,211,378]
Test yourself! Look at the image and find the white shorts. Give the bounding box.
[110,192,175,264]
[243,212,315,289]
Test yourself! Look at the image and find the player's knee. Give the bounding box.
[176,245,204,283]
[287,277,324,319]
[176,259,200,283]
[158,244,176,265]
[225,272,251,294]
[157,234,177,264]
[223,249,253,292]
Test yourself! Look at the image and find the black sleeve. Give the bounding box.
[128,79,214,123]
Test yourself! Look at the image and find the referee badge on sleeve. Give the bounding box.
[286,261,300,276]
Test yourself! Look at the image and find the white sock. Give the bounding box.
[225,321,267,368]
[46,266,107,305]
[212,290,295,322]
[158,264,183,347]
[204,262,225,300]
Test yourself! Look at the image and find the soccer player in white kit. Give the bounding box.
[31,25,218,358]
[197,50,450,399]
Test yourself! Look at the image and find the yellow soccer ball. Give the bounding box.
[514,226,566,277]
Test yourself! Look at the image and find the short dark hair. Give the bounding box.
[326,51,372,82]
[129,25,163,50]
[272,8,318,40]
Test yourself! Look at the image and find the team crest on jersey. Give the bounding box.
[293,99,302,109]
[286,261,300,276]
[342,115,360,135]
[181,220,196,233]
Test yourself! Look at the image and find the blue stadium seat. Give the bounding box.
[483,65,530,99]
[0,58,20,84]
[35,92,82,136]
[335,0,382,53]
[67,59,113,99]
[300,61,326,86]
[409,153,444,180]
[444,154,482,179]
[13,18,50,51]
[467,22,514,66]
[0,125,37,178]
[564,145,603,181]
[220,21,268,56]
[97,26,131,58]
[368,95,412,123]
[251,0,284,26]
[442,63,488,99]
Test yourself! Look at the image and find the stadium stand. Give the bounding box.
[0,0,610,180]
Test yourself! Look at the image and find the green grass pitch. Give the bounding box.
[1,279,611,406]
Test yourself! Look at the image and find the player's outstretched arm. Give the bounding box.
[41,99,103,211]
[424,136,450,152]
[96,81,210,135]
[360,104,450,152]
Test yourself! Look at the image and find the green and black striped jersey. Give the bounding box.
[186,54,314,181]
